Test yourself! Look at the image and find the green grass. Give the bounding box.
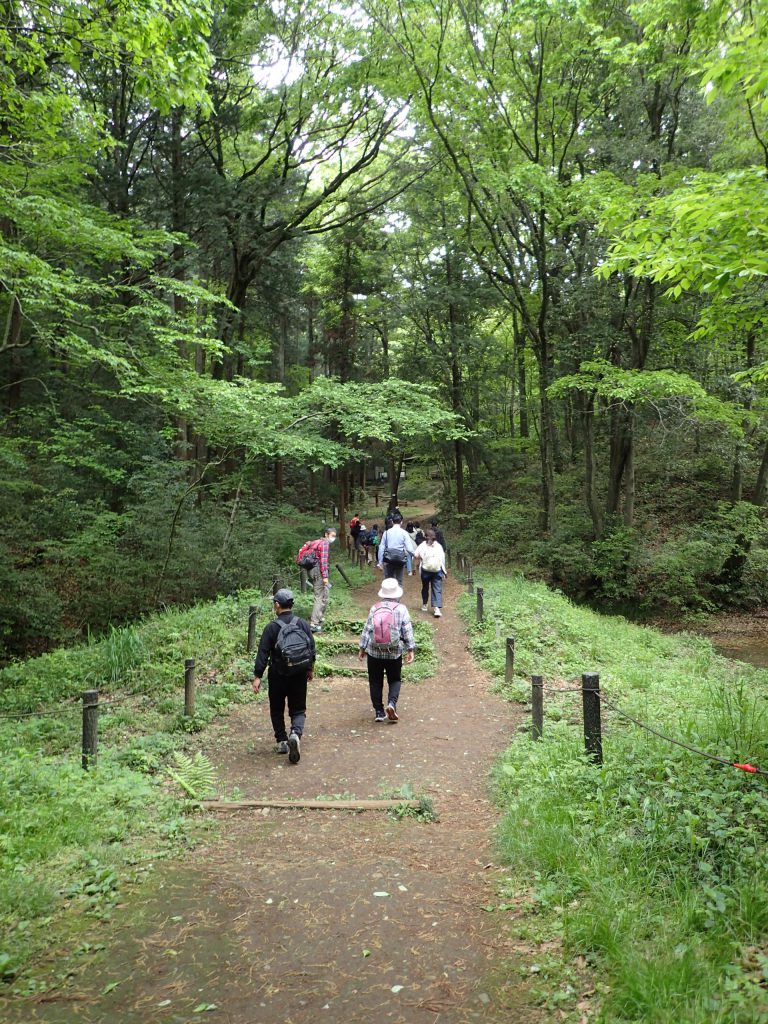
[459,572,768,1023]
[0,561,375,991]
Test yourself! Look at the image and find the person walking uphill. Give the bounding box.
[377,513,416,586]
[296,526,337,633]
[414,529,447,617]
[252,589,316,763]
[358,577,415,723]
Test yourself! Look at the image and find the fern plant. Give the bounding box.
[166,751,217,800]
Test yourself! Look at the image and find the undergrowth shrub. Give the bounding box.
[453,498,538,562]
[461,574,768,1022]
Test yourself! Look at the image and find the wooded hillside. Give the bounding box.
[3,0,768,660]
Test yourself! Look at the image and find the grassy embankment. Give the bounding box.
[0,554,403,994]
[459,573,768,1024]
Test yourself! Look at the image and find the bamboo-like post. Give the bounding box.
[505,636,515,684]
[81,690,99,770]
[581,673,603,765]
[184,658,196,717]
[531,676,543,740]
[247,605,258,652]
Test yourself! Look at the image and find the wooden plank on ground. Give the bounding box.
[201,798,422,811]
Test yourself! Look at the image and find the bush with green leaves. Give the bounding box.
[460,573,768,1023]
[449,497,539,563]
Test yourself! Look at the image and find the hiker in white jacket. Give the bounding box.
[413,529,447,617]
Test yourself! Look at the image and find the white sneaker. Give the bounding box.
[421,604,428,612]
[433,608,442,617]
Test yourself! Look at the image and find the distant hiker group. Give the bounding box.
[251,512,448,764]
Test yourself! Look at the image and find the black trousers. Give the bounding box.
[383,559,406,584]
[366,654,402,713]
[267,670,307,741]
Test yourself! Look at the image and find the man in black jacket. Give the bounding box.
[252,589,316,764]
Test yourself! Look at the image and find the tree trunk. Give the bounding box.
[338,469,348,537]
[214,476,244,579]
[579,391,603,538]
[533,328,556,534]
[388,456,398,507]
[454,439,466,519]
[606,405,633,518]
[623,417,635,528]
[517,347,529,437]
[731,444,743,504]
[754,437,768,506]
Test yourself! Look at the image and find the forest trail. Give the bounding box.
[8,567,543,1024]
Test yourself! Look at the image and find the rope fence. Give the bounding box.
[4,546,762,780]
[0,558,368,768]
[454,549,768,780]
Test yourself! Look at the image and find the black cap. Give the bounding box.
[273,588,295,607]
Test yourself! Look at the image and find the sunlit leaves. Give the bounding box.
[599,167,768,298]
[550,359,745,434]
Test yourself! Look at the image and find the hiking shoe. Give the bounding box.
[386,703,399,722]
[275,740,289,754]
[374,712,387,723]
[433,608,442,617]
[421,604,428,612]
[287,732,301,764]
[310,625,322,633]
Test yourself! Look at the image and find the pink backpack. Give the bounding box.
[372,602,398,647]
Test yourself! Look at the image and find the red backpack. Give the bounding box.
[296,539,321,569]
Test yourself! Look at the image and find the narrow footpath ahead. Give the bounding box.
[13,572,543,1024]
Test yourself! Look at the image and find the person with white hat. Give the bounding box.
[357,577,415,723]
[252,588,315,763]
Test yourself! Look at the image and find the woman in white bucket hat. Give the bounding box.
[358,578,415,722]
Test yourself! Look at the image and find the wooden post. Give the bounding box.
[476,586,484,621]
[335,563,352,586]
[505,636,515,684]
[466,575,474,595]
[81,690,99,770]
[531,676,543,740]
[247,605,258,652]
[581,673,603,765]
[272,575,279,596]
[300,568,308,594]
[184,658,196,717]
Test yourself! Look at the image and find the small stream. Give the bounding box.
[712,638,768,669]
[686,611,768,669]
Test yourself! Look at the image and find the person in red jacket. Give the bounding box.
[299,527,337,633]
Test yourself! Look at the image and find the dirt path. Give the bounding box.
[8,571,542,1024]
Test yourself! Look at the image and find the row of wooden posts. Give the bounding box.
[454,550,604,766]
[79,553,603,770]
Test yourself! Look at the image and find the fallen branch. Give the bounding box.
[201,798,423,811]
